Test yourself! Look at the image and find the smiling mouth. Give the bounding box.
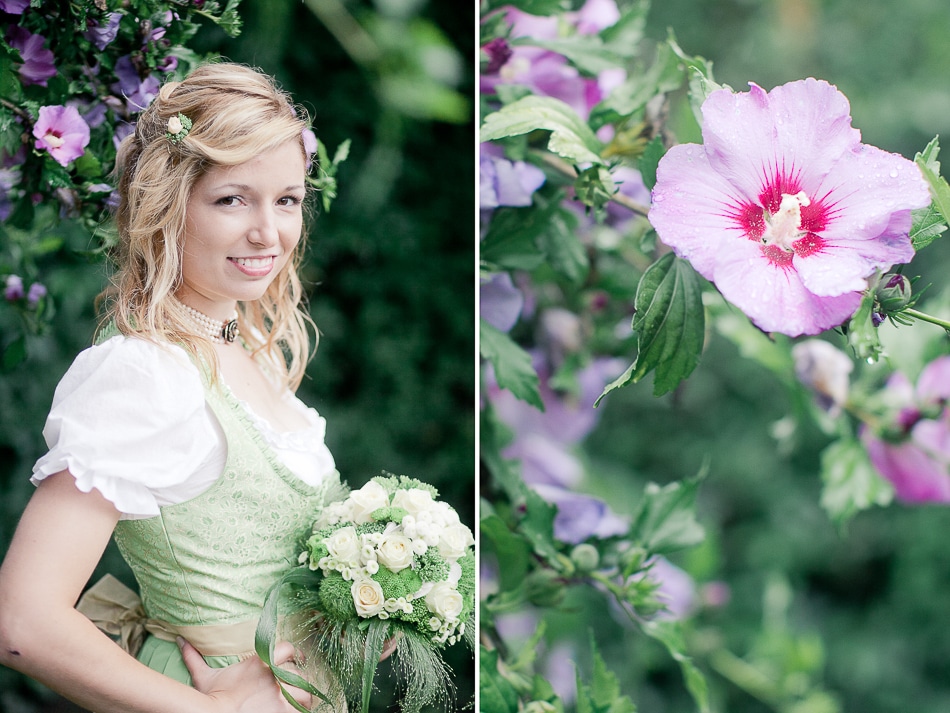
[230,256,275,268]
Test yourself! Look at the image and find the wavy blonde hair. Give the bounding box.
[101,62,316,390]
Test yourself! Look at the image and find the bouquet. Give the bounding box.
[256,474,476,713]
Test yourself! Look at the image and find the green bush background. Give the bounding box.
[0,1,474,711]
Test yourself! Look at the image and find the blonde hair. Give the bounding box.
[101,62,316,390]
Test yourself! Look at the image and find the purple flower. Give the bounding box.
[84,12,122,50]
[111,55,160,113]
[862,356,950,503]
[480,272,523,332]
[792,339,853,416]
[0,165,20,221]
[481,38,512,75]
[32,105,91,167]
[0,0,30,14]
[157,54,179,72]
[532,483,628,543]
[4,274,24,301]
[26,281,46,305]
[6,26,56,86]
[480,143,546,209]
[649,78,931,337]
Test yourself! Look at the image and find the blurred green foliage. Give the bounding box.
[0,0,473,710]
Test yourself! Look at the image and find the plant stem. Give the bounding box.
[534,151,652,217]
[904,308,950,332]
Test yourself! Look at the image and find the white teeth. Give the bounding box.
[232,257,272,268]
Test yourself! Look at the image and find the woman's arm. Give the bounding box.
[0,471,309,713]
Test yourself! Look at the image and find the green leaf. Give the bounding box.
[481,96,605,166]
[1,335,27,372]
[520,488,561,561]
[846,291,882,363]
[483,0,567,15]
[576,638,637,713]
[479,647,520,713]
[589,42,683,126]
[481,205,550,271]
[819,438,894,528]
[535,197,589,284]
[513,35,625,75]
[73,152,102,179]
[669,34,723,128]
[637,136,665,191]
[910,203,948,251]
[597,253,705,402]
[642,620,711,713]
[915,136,950,229]
[480,319,544,410]
[480,514,532,592]
[628,475,705,554]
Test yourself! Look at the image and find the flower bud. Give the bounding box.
[570,543,599,572]
[875,273,912,313]
[525,569,566,608]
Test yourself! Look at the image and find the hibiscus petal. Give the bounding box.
[649,145,748,278]
[713,240,862,335]
[701,79,860,201]
[792,244,873,297]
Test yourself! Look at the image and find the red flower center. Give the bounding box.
[734,175,829,268]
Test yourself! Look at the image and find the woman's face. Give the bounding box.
[177,140,306,318]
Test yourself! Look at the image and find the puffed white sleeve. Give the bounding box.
[32,335,220,518]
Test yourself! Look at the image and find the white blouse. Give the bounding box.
[32,335,337,520]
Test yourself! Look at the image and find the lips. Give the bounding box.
[228,255,276,276]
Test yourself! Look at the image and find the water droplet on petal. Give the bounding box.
[889,170,898,178]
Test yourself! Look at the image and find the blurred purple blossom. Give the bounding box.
[157,54,179,72]
[481,272,523,332]
[862,356,950,503]
[32,105,91,167]
[26,282,46,305]
[480,0,625,121]
[4,275,24,301]
[532,483,628,543]
[6,26,56,86]
[0,0,30,13]
[0,166,20,221]
[645,557,696,620]
[84,12,122,50]
[111,55,160,112]
[481,38,512,75]
[792,339,853,416]
[480,143,546,209]
[112,121,135,150]
[79,101,109,129]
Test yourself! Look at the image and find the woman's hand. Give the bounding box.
[181,638,312,713]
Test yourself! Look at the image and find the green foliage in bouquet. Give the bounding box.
[257,474,475,713]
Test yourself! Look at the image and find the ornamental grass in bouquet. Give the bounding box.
[257,474,476,713]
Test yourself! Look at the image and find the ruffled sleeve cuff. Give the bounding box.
[32,336,218,517]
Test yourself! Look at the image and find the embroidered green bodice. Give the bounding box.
[113,375,341,627]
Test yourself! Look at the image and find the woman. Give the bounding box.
[0,63,344,712]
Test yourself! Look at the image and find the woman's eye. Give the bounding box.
[217,196,242,207]
[278,196,302,207]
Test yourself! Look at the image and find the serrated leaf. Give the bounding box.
[481,96,605,166]
[597,253,705,402]
[576,639,637,713]
[819,438,894,528]
[521,488,560,562]
[480,318,544,410]
[846,291,882,362]
[915,136,950,229]
[910,203,948,251]
[668,34,723,128]
[637,136,665,191]
[590,42,683,126]
[479,647,520,713]
[480,514,532,592]
[514,35,625,75]
[629,475,705,554]
[641,620,711,713]
[481,205,553,271]
[536,197,589,283]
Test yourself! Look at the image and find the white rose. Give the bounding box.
[437,523,475,562]
[325,526,360,564]
[376,532,415,572]
[349,481,391,523]
[351,577,385,618]
[425,582,464,620]
[391,488,435,518]
[167,115,183,135]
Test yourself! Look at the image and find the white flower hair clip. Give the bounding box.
[165,113,192,144]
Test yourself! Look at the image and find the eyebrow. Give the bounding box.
[210,183,306,193]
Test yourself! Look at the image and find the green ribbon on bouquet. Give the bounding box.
[255,568,334,713]
[255,568,392,713]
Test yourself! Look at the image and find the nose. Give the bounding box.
[248,205,280,248]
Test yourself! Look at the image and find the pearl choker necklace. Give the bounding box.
[176,300,239,344]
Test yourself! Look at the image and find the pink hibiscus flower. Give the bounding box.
[32,105,91,167]
[649,78,931,336]
[862,356,950,503]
